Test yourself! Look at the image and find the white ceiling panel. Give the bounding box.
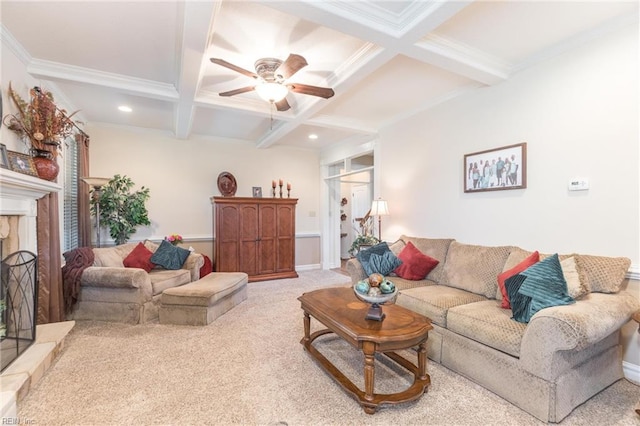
[1,0,637,151]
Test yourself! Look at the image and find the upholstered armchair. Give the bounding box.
[67,240,204,324]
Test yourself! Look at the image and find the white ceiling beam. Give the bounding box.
[26,59,178,101]
[173,1,220,139]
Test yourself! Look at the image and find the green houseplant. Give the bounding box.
[91,175,151,245]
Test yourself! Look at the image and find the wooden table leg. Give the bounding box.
[417,340,428,381]
[302,311,310,345]
[362,341,377,414]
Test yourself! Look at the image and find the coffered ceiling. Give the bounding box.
[2,1,637,150]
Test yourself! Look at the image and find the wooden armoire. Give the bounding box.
[212,196,298,282]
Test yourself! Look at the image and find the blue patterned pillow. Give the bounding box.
[368,251,402,276]
[518,253,574,319]
[356,242,391,276]
[504,273,532,323]
[150,240,190,270]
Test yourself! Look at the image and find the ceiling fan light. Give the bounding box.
[255,82,288,103]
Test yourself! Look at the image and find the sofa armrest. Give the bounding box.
[183,252,204,281]
[520,291,640,379]
[81,266,151,292]
[346,257,367,284]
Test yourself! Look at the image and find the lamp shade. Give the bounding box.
[370,198,389,216]
[81,177,110,188]
[255,82,288,103]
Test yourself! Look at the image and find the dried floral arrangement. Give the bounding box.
[3,83,80,158]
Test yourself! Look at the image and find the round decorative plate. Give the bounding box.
[217,172,237,197]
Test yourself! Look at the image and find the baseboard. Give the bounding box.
[295,264,322,272]
[623,361,640,385]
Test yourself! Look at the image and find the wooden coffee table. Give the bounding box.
[298,287,433,414]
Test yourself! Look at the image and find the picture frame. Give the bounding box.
[252,186,262,198]
[0,144,8,169]
[464,142,527,193]
[7,151,38,177]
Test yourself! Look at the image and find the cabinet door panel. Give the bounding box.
[240,205,259,275]
[259,204,277,274]
[216,204,239,272]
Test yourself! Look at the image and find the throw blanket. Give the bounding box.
[61,247,94,314]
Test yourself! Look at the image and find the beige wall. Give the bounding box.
[377,24,639,372]
[86,124,323,268]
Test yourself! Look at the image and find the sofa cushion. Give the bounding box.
[447,300,527,358]
[560,257,588,299]
[389,277,438,291]
[93,243,138,267]
[575,255,631,293]
[497,250,540,309]
[400,236,454,283]
[442,242,511,299]
[149,269,191,295]
[151,240,191,270]
[394,241,439,280]
[396,285,486,328]
[123,242,154,272]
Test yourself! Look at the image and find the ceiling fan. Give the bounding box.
[210,53,335,112]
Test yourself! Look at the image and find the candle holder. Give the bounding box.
[279,182,283,198]
[272,181,276,198]
[287,189,290,198]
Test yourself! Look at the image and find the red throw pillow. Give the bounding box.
[393,241,439,280]
[497,251,540,309]
[123,242,154,273]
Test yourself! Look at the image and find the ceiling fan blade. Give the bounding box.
[219,86,256,97]
[287,83,335,99]
[275,54,308,80]
[275,98,291,112]
[210,58,259,79]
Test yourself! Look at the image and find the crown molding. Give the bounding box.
[1,24,32,66]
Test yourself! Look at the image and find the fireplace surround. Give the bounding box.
[0,168,60,370]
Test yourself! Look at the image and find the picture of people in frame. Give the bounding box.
[252,187,262,198]
[464,143,526,193]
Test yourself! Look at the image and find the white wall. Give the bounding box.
[379,23,639,371]
[87,124,322,243]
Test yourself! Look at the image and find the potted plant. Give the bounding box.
[348,214,380,256]
[3,83,80,180]
[91,175,151,245]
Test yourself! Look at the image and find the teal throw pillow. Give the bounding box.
[368,251,402,276]
[356,242,391,276]
[518,253,574,319]
[504,273,532,323]
[150,240,190,270]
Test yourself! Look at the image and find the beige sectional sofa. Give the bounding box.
[346,235,639,423]
[69,241,204,324]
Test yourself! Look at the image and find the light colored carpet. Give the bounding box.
[18,270,640,425]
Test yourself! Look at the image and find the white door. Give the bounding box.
[351,183,372,240]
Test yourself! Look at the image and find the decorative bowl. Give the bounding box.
[353,283,398,305]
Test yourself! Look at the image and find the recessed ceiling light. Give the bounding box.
[308,134,318,140]
[118,105,132,113]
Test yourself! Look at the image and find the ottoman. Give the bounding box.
[159,272,248,325]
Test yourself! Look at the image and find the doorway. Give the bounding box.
[323,153,374,268]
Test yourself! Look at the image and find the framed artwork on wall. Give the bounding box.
[0,144,8,169]
[464,142,527,193]
[7,151,38,177]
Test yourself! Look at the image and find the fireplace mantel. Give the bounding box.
[0,167,61,253]
[0,167,61,201]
